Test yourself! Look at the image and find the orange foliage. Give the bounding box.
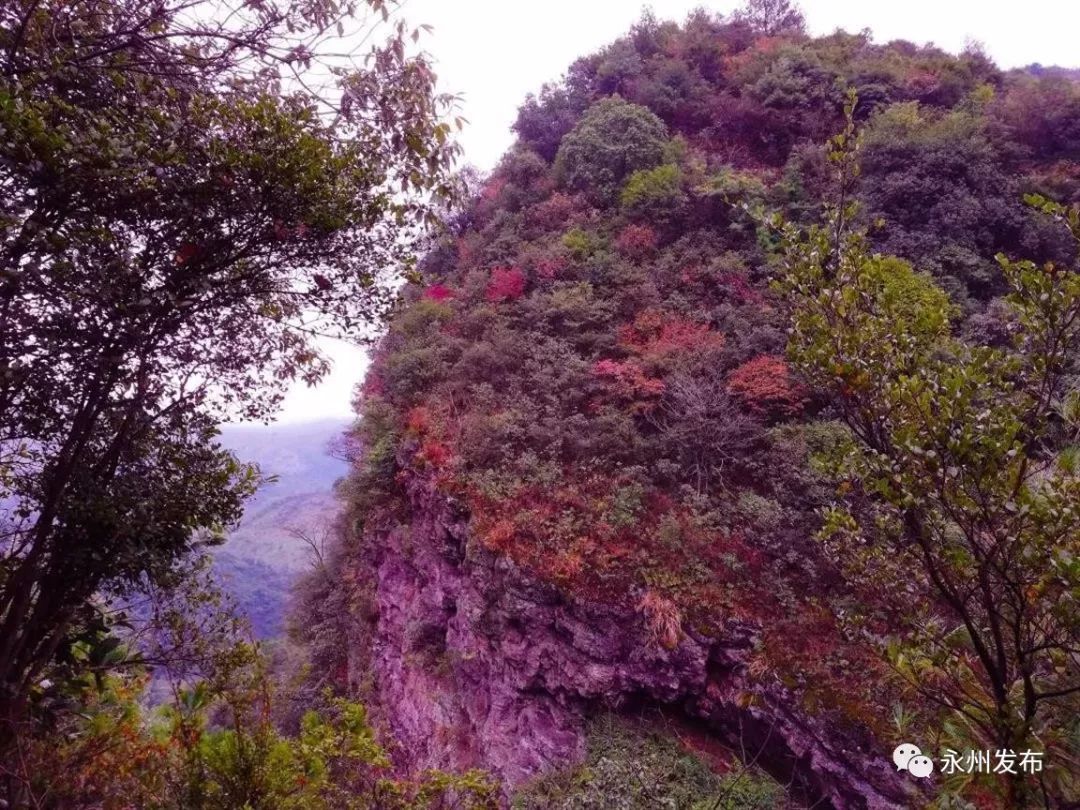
[904,67,941,99]
[756,606,897,732]
[15,677,174,807]
[465,473,770,620]
[593,358,666,409]
[405,405,431,435]
[726,354,806,418]
[638,590,682,649]
[617,309,725,365]
[417,439,451,469]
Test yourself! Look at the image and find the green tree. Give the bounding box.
[620,163,685,224]
[771,112,1080,806]
[732,0,806,36]
[0,0,459,748]
[554,97,668,200]
[857,102,1031,301]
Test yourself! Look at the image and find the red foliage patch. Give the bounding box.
[904,68,941,100]
[417,438,451,469]
[531,192,579,230]
[535,255,568,279]
[614,224,659,260]
[618,309,725,365]
[723,35,784,72]
[726,355,806,419]
[485,266,527,302]
[404,405,431,435]
[422,283,455,302]
[716,270,764,305]
[593,358,665,409]
[174,241,198,265]
[465,472,770,620]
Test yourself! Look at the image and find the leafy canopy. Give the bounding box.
[771,106,1080,805]
[0,0,460,747]
[554,97,669,200]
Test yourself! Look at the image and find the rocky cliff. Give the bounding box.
[347,468,913,809]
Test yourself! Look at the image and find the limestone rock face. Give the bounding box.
[351,472,915,810]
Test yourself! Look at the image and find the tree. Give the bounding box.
[0,0,459,749]
[857,102,1030,301]
[485,266,527,302]
[620,163,686,226]
[732,0,806,36]
[725,355,806,420]
[772,110,1080,806]
[513,84,587,163]
[554,97,669,200]
[994,74,1080,161]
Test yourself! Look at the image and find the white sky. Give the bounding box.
[275,0,1080,424]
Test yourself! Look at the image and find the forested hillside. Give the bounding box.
[293,5,1080,808]
[3,0,1079,807]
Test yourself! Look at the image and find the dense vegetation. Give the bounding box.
[3,0,1080,806]
[298,3,1080,807]
[513,715,786,809]
[6,560,495,807]
[773,113,1080,806]
[0,0,462,804]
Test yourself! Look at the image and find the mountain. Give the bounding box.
[216,419,350,637]
[291,7,1080,809]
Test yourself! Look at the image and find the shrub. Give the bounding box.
[995,74,1080,160]
[637,589,682,648]
[417,438,452,469]
[554,97,669,199]
[485,267,528,302]
[726,355,806,419]
[535,254,569,279]
[530,192,580,230]
[858,103,1029,298]
[619,162,684,214]
[512,715,787,809]
[593,359,665,409]
[614,223,659,259]
[618,309,726,367]
[422,283,455,302]
[494,145,555,211]
[561,228,603,260]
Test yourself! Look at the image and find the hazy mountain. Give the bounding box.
[215,418,351,637]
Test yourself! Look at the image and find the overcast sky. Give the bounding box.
[272,0,1080,424]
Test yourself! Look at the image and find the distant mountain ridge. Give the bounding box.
[215,418,350,637]
[1023,64,1080,79]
